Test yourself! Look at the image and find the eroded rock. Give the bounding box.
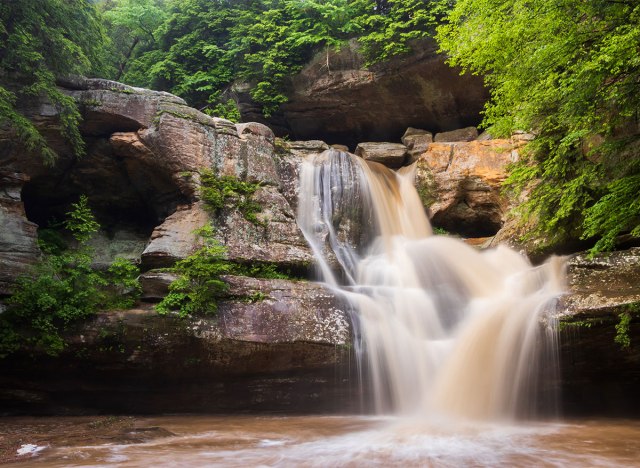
[0,173,39,295]
[238,40,488,148]
[415,139,523,236]
[354,142,407,169]
[0,77,315,292]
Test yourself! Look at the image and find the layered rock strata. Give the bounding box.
[237,40,488,147]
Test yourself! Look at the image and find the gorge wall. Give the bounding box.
[0,78,638,416]
[236,40,489,148]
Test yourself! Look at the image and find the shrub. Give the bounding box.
[0,196,140,357]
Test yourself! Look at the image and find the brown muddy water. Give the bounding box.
[2,415,639,467]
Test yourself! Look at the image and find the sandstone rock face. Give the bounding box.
[354,142,407,169]
[238,40,488,148]
[402,127,433,164]
[0,278,356,414]
[0,173,39,295]
[558,248,640,416]
[142,203,210,269]
[0,77,315,294]
[139,270,179,301]
[218,276,350,344]
[561,248,640,315]
[415,139,522,236]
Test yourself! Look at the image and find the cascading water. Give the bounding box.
[297,149,564,421]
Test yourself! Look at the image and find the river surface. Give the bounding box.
[2,415,639,467]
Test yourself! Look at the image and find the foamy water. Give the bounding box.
[297,150,563,419]
[4,415,640,467]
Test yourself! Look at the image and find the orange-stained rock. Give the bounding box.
[415,138,524,236]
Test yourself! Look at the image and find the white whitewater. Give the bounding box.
[297,149,564,420]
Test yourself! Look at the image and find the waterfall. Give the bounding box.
[297,149,564,420]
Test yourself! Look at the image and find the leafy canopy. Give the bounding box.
[438,0,640,252]
[0,0,107,164]
[105,0,449,118]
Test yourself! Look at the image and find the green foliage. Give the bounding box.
[105,257,143,308]
[234,262,298,280]
[154,220,303,317]
[156,223,231,317]
[105,0,450,117]
[0,197,141,358]
[200,170,264,226]
[99,0,168,80]
[614,311,632,350]
[438,0,640,253]
[358,0,451,65]
[64,195,102,243]
[0,0,107,164]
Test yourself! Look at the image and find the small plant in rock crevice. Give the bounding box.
[155,224,303,318]
[156,224,232,318]
[200,170,266,227]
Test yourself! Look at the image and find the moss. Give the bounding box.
[200,169,266,227]
[109,87,135,95]
[415,169,437,208]
[273,137,291,155]
[81,98,102,107]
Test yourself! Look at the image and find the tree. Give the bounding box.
[101,0,168,81]
[0,0,107,164]
[358,0,451,64]
[437,0,640,252]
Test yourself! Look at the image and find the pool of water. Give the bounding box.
[2,415,639,467]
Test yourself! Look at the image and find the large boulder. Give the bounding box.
[415,139,523,236]
[237,40,488,148]
[434,126,479,142]
[402,127,433,164]
[0,277,355,414]
[354,142,407,169]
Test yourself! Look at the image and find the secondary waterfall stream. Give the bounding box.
[297,149,564,420]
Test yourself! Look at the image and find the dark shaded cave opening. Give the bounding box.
[20,137,190,265]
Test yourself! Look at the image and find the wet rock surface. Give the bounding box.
[0,278,355,415]
[415,139,522,236]
[558,248,640,416]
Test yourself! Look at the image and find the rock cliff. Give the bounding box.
[236,40,488,148]
[0,78,638,417]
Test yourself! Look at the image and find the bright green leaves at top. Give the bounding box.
[109,0,453,118]
[437,0,640,253]
[358,0,451,65]
[100,0,169,81]
[0,0,107,164]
